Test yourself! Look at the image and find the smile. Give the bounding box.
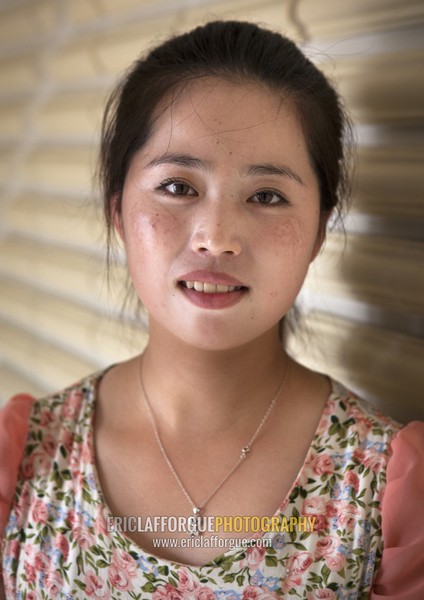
[182,281,244,294]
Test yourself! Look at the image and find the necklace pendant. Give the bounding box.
[188,507,202,537]
[241,445,251,459]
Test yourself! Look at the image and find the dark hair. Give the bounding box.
[99,20,353,255]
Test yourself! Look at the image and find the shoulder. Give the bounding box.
[15,369,108,472]
[15,368,111,446]
[0,369,108,530]
[29,369,105,421]
[0,369,111,542]
[322,379,403,448]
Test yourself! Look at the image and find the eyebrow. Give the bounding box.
[246,163,304,186]
[147,153,212,172]
[147,152,305,186]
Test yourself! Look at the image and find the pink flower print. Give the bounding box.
[325,501,338,518]
[24,561,37,585]
[40,408,54,427]
[152,583,183,599]
[81,437,93,464]
[32,452,52,477]
[282,551,313,593]
[308,514,328,531]
[45,571,64,597]
[282,573,302,593]
[41,434,57,456]
[9,539,20,559]
[61,389,83,419]
[302,496,326,515]
[53,533,69,561]
[23,541,36,561]
[242,586,279,599]
[336,501,358,531]
[195,586,217,599]
[343,470,360,493]
[285,551,314,576]
[108,551,137,593]
[312,454,334,476]
[350,417,373,438]
[307,590,337,599]
[353,448,364,464]
[112,548,138,578]
[85,569,111,599]
[348,404,380,433]
[178,567,200,593]
[21,455,35,479]
[73,524,95,550]
[69,445,84,488]
[26,592,38,600]
[322,398,338,417]
[94,510,108,536]
[60,428,74,452]
[34,551,50,573]
[302,497,329,531]
[326,553,347,572]
[314,536,340,559]
[32,499,48,524]
[363,448,386,473]
[17,484,32,512]
[108,563,134,592]
[66,508,77,529]
[241,545,267,571]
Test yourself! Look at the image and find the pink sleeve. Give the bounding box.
[371,421,424,599]
[0,395,34,538]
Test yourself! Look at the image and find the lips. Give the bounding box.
[177,270,248,309]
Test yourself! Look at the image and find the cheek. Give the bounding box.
[261,216,319,290]
[268,215,318,258]
[125,203,181,251]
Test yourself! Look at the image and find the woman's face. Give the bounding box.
[117,78,323,350]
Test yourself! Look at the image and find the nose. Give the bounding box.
[190,204,242,257]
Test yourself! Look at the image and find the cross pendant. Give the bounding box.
[188,507,202,537]
[241,445,251,459]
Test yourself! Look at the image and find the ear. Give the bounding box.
[310,211,331,262]
[111,195,125,242]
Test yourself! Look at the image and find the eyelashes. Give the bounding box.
[156,178,197,197]
[156,178,290,206]
[248,190,289,206]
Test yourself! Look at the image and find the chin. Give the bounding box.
[175,322,275,353]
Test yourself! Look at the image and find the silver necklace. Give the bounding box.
[140,360,289,536]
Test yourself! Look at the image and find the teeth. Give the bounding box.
[183,281,241,293]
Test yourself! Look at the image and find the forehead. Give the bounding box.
[146,77,305,155]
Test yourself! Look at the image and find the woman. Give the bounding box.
[1,20,423,599]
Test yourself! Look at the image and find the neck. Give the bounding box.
[139,324,289,436]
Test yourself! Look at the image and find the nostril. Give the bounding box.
[191,232,242,256]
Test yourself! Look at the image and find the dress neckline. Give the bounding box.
[87,369,342,570]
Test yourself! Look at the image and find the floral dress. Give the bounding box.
[1,370,404,599]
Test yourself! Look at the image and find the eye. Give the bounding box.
[156,178,197,197]
[249,190,288,205]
